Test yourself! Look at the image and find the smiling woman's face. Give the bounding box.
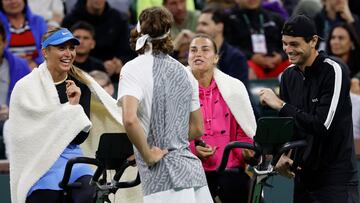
[188,37,218,73]
[330,27,353,57]
[43,41,76,75]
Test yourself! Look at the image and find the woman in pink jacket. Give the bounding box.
[188,34,257,203]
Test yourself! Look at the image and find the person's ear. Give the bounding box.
[310,36,318,49]
[214,54,219,65]
[42,48,47,59]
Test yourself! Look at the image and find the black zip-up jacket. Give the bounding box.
[279,51,358,189]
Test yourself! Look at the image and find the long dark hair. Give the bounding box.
[326,23,360,77]
[42,28,90,85]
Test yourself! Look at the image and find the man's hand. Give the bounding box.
[336,0,354,23]
[259,88,284,111]
[66,80,81,105]
[144,146,168,166]
[274,152,296,179]
[195,144,217,160]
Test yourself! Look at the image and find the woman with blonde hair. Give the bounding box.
[4,27,123,203]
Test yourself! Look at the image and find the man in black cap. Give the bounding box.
[259,14,359,202]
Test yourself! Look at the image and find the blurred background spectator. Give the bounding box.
[204,0,235,9]
[326,22,360,77]
[164,0,200,64]
[89,70,114,97]
[282,0,299,16]
[226,0,289,79]
[136,0,195,18]
[62,0,135,82]
[164,0,200,37]
[196,4,249,86]
[70,21,106,74]
[28,0,64,27]
[292,0,322,18]
[65,0,131,15]
[0,20,30,159]
[313,0,360,50]
[262,0,289,20]
[0,0,47,69]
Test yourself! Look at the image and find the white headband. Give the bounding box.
[135,21,171,51]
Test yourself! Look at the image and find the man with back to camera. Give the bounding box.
[259,14,359,202]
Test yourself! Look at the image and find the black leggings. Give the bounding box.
[206,168,251,203]
[26,175,96,203]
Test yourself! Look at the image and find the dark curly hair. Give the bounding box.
[130,7,174,55]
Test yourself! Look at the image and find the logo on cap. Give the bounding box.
[41,28,80,48]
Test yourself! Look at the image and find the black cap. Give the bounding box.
[282,15,319,39]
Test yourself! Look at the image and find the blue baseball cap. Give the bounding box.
[41,28,80,48]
